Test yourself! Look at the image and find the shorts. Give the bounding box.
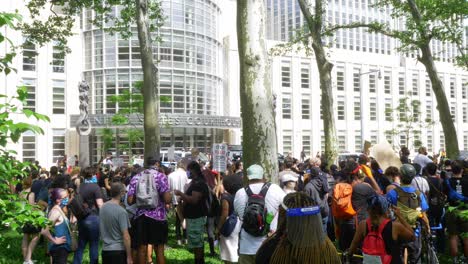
[102,250,127,264]
[22,223,42,234]
[128,218,138,249]
[134,215,168,247]
[186,216,207,249]
[446,210,468,236]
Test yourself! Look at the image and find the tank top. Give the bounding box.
[48,209,72,252]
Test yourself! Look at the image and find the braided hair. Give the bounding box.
[269,192,341,264]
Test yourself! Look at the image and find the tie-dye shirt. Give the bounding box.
[128,169,169,221]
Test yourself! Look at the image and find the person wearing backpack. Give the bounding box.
[233,164,285,264]
[305,158,330,233]
[216,173,243,264]
[443,160,468,264]
[386,164,430,264]
[174,161,210,264]
[127,157,171,264]
[424,162,446,254]
[347,195,415,264]
[72,167,104,264]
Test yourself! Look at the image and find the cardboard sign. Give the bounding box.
[212,143,227,172]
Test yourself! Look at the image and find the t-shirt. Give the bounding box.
[99,202,130,251]
[234,182,285,255]
[411,176,430,195]
[127,169,170,221]
[168,168,189,205]
[413,154,432,173]
[79,183,103,211]
[386,185,429,212]
[443,176,468,205]
[183,179,209,219]
[352,183,376,222]
[31,179,44,202]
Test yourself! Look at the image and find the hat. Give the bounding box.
[400,164,416,179]
[247,164,264,180]
[281,173,298,183]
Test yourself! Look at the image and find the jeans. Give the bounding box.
[73,214,100,264]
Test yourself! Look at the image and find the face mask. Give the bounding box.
[186,171,192,179]
[60,197,69,207]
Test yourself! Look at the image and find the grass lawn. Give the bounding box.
[0,213,223,264]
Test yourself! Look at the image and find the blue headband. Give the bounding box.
[282,204,321,217]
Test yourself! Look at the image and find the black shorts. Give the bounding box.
[128,218,138,250]
[134,215,168,247]
[102,250,126,264]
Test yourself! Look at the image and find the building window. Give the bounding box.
[450,78,456,98]
[370,98,377,121]
[464,133,468,151]
[425,79,431,97]
[282,94,292,119]
[426,102,432,121]
[302,132,311,154]
[336,69,345,91]
[384,73,391,94]
[320,131,325,151]
[302,98,310,119]
[22,40,37,71]
[400,135,407,147]
[412,73,418,96]
[355,131,362,152]
[440,132,445,150]
[385,99,392,121]
[398,74,405,95]
[337,98,345,120]
[282,65,291,88]
[52,129,66,164]
[451,106,456,121]
[52,80,65,114]
[354,97,361,120]
[22,132,36,162]
[413,103,420,122]
[463,105,468,123]
[283,131,292,154]
[369,74,376,93]
[462,79,467,99]
[338,131,346,152]
[301,67,309,89]
[353,70,360,92]
[52,45,65,73]
[22,78,36,111]
[371,130,378,144]
[427,132,433,152]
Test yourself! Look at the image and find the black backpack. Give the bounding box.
[67,193,90,220]
[205,187,221,217]
[242,182,271,237]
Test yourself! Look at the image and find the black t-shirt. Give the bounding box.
[31,179,44,200]
[370,220,403,264]
[78,183,103,211]
[352,183,376,222]
[443,176,468,205]
[183,179,209,219]
[98,173,108,188]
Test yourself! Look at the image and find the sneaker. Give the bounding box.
[177,240,182,246]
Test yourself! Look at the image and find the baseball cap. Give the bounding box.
[281,173,298,183]
[247,164,264,180]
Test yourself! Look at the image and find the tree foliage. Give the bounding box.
[0,12,50,239]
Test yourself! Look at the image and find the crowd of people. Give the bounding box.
[12,146,468,264]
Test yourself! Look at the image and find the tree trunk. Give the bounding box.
[237,0,278,183]
[297,0,338,167]
[136,0,160,164]
[419,45,459,159]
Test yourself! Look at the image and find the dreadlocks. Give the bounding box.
[269,192,341,264]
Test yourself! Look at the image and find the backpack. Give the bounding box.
[331,183,356,219]
[395,186,422,226]
[445,178,468,202]
[242,182,271,237]
[135,170,159,209]
[67,193,90,220]
[362,218,392,264]
[220,193,238,237]
[206,188,221,217]
[427,177,447,207]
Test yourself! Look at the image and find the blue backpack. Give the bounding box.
[445,179,468,202]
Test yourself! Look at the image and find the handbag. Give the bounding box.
[220,213,238,237]
[58,208,78,251]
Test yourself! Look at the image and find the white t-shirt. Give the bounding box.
[234,182,285,255]
[411,176,430,195]
[168,168,188,205]
[413,154,432,173]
